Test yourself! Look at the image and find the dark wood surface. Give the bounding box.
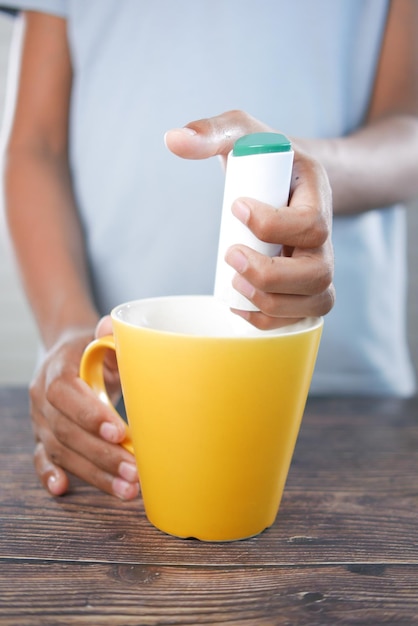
[0,387,417,625]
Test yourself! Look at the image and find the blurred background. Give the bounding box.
[0,12,39,384]
[0,12,417,387]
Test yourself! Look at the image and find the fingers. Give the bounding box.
[34,432,139,500]
[94,316,120,398]
[231,286,336,331]
[166,109,334,328]
[32,398,139,500]
[229,248,335,329]
[230,196,329,250]
[228,243,333,298]
[165,109,272,160]
[29,332,139,500]
[34,440,70,496]
[221,147,334,326]
[225,235,335,327]
[43,373,126,443]
[95,315,112,338]
[290,146,333,233]
[236,149,332,249]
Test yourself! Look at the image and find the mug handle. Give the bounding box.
[79,335,134,455]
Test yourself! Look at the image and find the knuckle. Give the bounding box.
[40,430,65,466]
[76,401,103,432]
[254,272,272,294]
[227,109,267,131]
[304,155,332,198]
[311,215,330,246]
[297,208,329,248]
[29,377,42,408]
[256,292,279,318]
[33,441,45,464]
[254,213,279,243]
[45,375,62,407]
[313,262,334,294]
[51,417,72,447]
[251,256,277,292]
[311,284,336,317]
[322,284,336,315]
[227,108,247,122]
[84,463,105,490]
[246,314,276,331]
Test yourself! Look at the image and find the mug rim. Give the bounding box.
[110,295,323,339]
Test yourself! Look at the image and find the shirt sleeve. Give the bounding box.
[0,1,67,17]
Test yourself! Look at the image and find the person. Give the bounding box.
[2,1,417,501]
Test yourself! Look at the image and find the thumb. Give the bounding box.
[93,315,121,401]
[164,109,272,161]
[95,315,113,339]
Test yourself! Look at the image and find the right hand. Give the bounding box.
[29,327,140,500]
[166,110,335,328]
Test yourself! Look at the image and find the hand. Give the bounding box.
[30,324,139,500]
[165,109,335,329]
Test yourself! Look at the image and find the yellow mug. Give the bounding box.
[80,295,323,541]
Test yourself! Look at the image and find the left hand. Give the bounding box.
[165,109,335,329]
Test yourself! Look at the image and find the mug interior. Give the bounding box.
[112,295,322,338]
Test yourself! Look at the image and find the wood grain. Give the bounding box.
[1,388,417,624]
[0,562,417,625]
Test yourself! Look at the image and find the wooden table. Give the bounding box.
[0,387,417,625]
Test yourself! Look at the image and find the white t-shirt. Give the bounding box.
[4,0,416,395]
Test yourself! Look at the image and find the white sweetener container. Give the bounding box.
[214,132,294,311]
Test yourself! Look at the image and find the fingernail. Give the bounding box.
[226,248,249,273]
[233,275,255,299]
[231,308,251,321]
[100,422,122,443]
[118,461,138,483]
[181,126,197,136]
[165,127,197,140]
[112,477,139,501]
[47,474,62,496]
[232,199,251,224]
[47,474,57,490]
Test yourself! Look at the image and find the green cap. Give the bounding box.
[232,132,292,157]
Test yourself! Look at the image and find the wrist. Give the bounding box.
[40,310,100,351]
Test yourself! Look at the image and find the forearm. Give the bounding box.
[5,148,99,349]
[296,114,418,216]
